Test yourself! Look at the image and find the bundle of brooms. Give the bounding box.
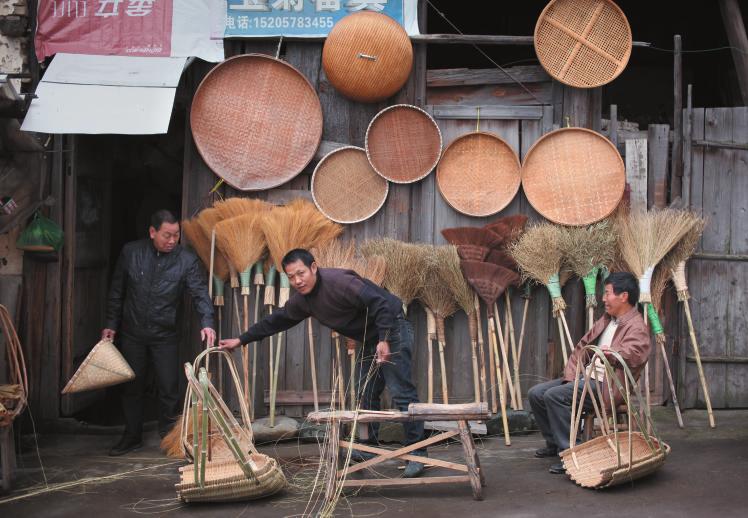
[661,214,714,427]
[558,220,617,330]
[510,223,575,365]
[615,208,700,427]
[261,199,342,426]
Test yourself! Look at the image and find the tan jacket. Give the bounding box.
[563,306,651,406]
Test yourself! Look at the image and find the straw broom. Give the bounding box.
[214,212,267,418]
[417,245,467,404]
[510,223,574,364]
[615,208,698,426]
[558,220,617,330]
[650,265,684,428]
[262,200,342,425]
[661,215,714,427]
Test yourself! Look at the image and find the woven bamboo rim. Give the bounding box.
[437,131,521,217]
[322,11,413,102]
[365,104,442,184]
[191,54,323,191]
[61,339,135,394]
[521,127,624,226]
[176,456,286,502]
[534,0,632,88]
[0,304,27,428]
[311,146,389,224]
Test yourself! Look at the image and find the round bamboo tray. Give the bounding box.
[437,132,521,217]
[534,0,632,88]
[365,104,442,184]
[521,127,624,226]
[191,54,323,191]
[311,146,389,224]
[322,11,413,102]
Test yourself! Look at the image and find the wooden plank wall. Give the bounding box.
[179,37,607,418]
[682,107,748,409]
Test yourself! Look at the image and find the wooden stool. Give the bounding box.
[308,403,488,502]
[0,424,16,491]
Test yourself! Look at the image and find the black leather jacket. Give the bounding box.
[105,239,214,341]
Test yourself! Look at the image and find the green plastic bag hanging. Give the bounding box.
[16,211,64,252]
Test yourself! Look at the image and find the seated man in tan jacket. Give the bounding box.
[528,272,650,474]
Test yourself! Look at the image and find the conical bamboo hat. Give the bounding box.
[62,339,135,394]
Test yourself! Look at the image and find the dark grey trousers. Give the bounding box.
[528,378,599,451]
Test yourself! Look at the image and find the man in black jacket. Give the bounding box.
[219,248,427,478]
[103,210,215,456]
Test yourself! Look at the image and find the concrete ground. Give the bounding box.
[2,407,747,517]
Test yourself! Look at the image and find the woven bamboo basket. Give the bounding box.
[365,104,442,184]
[0,304,27,428]
[61,339,134,394]
[437,131,521,217]
[191,54,323,191]
[176,349,286,502]
[534,0,632,88]
[521,127,624,226]
[561,346,670,489]
[322,11,413,102]
[311,146,389,224]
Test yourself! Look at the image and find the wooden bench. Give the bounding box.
[308,402,489,502]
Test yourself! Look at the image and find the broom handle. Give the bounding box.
[271,330,284,427]
[505,291,523,410]
[559,312,575,362]
[307,318,319,412]
[234,289,252,419]
[493,303,517,409]
[333,333,345,410]
[488,315,511,446]
[643,305,651,434]
[587,306,594,331]
[468,311,480,404]
[556,316,568,365]
[426,308,434,404]
[349,343,356,410]
[657,337,684,428]
[487,305,498,414]
[268,305,275,426]
[436,317,449,404]
[516,297,530,379]
[683,298,715,428]
[242,294,250,411]
[251,288,260,420]
[474,294,488,405]
[207,230,216,380]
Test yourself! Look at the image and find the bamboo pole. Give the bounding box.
[436,317,450,404]
[493,303,517,409]
[307,318,320,412]
[683,298,715,427]
[426,307,436,404]
[332,332,345,409]
[488,314,511,446]
[468,311,481,404]
[474,294,488,405]
[505,291,523,410]
[556,317,569,365]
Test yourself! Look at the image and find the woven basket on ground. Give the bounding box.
[521,127,624,226]
[61,339,134,394]
[0,304,27,428]
[437,131,521,217]
[191,54,323,191]
[534,0,632,88]
[311,146,389,224]
[561,346,670,489]
[322,11,413,102]
[176,348,286,502]
[365,104,442,184]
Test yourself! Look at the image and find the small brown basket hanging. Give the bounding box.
[61,339,135,394]
[365,104,442,184]
[191,54,323,191]
[521,127,624,226]
[437,131,521,217]
[561,346,670,489]
[322,11,413,103]
[534,0,632,88]
[311,146,389,224]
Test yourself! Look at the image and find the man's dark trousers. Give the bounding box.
[118,333,180,440]
[358,314,425,451]
[528,378,599,451]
